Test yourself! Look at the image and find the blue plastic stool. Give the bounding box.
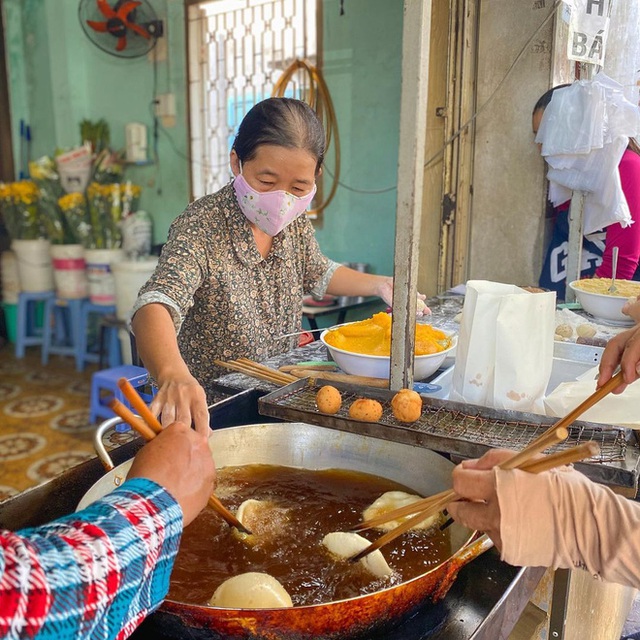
[41,296,86,369]
[90,364,156,424]
[78,301,121,372]
[15,290,55,358]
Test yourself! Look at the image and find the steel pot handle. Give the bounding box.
[94,416,130,471]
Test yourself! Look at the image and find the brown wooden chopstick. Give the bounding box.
[118,378,162,434]
[351,440,601,562]
[214,359,296,386]
[350,372,625,560]
[107,398,252,535]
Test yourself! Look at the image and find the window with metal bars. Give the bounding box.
[186,0,319,200]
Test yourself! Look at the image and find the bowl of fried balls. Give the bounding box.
[320,313,456,380]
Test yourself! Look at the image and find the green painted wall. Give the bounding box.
[318,0,402,279]
[4,0,402,279]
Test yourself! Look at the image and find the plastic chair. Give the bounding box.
[90,364,156,424]
[15,291,55,358]
[78,301,121,372]
[41,296,86,369]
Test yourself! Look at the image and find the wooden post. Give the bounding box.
[390,0,432,391]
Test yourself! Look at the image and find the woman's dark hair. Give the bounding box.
[532,83,571,115]
[533,83,640,156]
[232,97,326,172]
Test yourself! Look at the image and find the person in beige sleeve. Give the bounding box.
[446,325,640,588]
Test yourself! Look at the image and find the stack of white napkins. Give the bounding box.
[544,366,640,428]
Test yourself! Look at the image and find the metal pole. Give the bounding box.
[390,0,432,391]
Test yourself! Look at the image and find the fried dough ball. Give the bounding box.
[316,385,342,414]
[348,398,383,422]
[555,324,573,338]
[576,323,597,339]
[390,389,422,423]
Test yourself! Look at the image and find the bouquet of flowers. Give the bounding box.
[81,181,142,249]
[0,180,43,239]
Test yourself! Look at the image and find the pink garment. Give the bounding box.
[495,466,640,588]
[595,149,640,279]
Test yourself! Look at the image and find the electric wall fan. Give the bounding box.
[78,0,163,59]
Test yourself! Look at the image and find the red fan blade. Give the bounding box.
[97,0,117,19]
[86,19,108,33]
[116,36,127,51]
[116,1,141,20]
[124,20,151,39]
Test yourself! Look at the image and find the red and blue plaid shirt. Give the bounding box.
[0,478,182,640]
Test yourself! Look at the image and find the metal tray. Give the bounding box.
[258,378,639,490]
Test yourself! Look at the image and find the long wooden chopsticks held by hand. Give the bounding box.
[109,378,251,535]
[350,370,624,562]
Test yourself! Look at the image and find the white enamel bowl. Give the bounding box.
[568,280,636,326]
[320,324,457,380]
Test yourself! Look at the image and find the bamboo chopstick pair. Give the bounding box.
[214,358,297,386]
[350,370,624,561]
[108,377,251,535]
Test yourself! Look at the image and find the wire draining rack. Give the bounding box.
[258,378,640,492]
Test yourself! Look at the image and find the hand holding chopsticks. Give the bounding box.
[350,370,624,561]
[110,378,252,535]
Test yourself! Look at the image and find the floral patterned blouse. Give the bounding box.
[132,183,339,401]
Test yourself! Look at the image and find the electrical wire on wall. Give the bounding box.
[272,59,340,217]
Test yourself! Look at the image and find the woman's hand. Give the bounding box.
[446,449,517,551]
[127,421,216,526]
[150,371,210,436]
[598,324,640,393]
[375,277,431,317]
[622,295,640,323]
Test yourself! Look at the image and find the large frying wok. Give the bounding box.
[84,421,492,640]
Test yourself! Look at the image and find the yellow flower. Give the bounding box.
[59,192,86,211]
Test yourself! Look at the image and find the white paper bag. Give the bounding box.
[450,281,556,413]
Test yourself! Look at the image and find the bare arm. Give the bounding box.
[597,325,640,393]
[325,267,429,315]
[131,303,210,435]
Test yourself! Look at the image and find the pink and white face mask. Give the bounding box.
[233,172,317,237]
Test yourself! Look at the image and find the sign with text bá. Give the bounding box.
[565,0,613,65]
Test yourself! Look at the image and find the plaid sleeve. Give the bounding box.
[0,478,183,640]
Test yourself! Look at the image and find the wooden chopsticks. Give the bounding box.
[109,378,251,535]
[350,440,600,562]
[350,370,624,561]
[214,358,297,386]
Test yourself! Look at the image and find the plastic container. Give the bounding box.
[2,302,17,343]
[1,250,20,303]
[112,257,158,321]
[85,248,125,306]
[11,238,54,292]
[50,244,88,299]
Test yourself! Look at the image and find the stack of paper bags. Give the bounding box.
[450,281,556,413]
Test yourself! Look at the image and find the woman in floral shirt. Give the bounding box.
[132,98,426,433]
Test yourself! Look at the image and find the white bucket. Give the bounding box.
[11,239,54,293]
[112,257,158,321]
[50,244,88,299]
[85,248,125,306]
[1,251,21,303]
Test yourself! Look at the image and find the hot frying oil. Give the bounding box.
[169,465,454,606]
